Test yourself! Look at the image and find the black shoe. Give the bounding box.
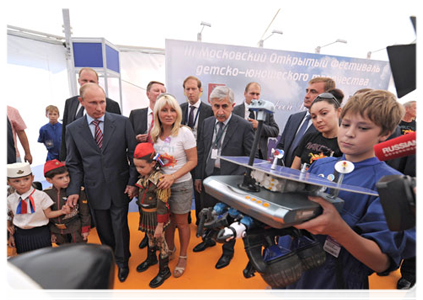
[193,240,216,252]
[118,266,129,282]
[149,256,171,288]
[377,270,391,276]
[397,277,415,289]
[137,246,158,272]
[139,235,148,249]
[215,254,233,269]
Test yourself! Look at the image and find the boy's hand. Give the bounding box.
[51,234,57,244]
[125,185,138,199]
[82,232,89,241]
[8,235,15,248]
[67,194,79,208]
[7,224,15,236]
[61,205,71,215]
[294,196,347,239]
[154,223,164,238]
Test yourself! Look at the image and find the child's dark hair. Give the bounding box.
[44,166,68,179]
[137,153,163,171]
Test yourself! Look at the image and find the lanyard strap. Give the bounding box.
[213,122,228,148]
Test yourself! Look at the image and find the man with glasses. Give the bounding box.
[276,77,336,167]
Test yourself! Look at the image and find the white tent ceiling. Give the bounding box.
[4,0,418,60]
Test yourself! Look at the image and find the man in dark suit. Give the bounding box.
[193,86,254,269]
[276,77,335,167]
[180,76,213,224]
[233,82,279,160]
[65,83,138,282]
[60,67,121,161]
[129,81,166,143]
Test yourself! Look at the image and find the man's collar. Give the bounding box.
[215,113,232,126]
[189,99,201,108]
[86,114,105,124]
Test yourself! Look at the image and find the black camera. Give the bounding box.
[376,175,416,231]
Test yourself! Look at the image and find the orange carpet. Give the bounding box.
[7,211,401,289]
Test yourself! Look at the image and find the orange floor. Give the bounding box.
[8,211,402,290]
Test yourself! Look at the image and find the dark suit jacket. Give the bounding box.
[65,112,138,210]
[195,114,255,180]
[180,101,214,145]
[7,117,16,164]
[128,107,149,136]
[233,102,279,160]
[60,96,121,161]
[276,110,316,167]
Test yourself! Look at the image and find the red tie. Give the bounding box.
[20,197,27,214]
[147,114,154,144]
[92,120,103,148]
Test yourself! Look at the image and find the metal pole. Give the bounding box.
[62,9,78,96]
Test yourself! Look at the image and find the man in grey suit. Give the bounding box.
[193,86,254,269]
[180,76,214,225]
[65,83,138,282]
[60,67,121,161]
[129,81,166,143]
[233,82,279,160]
[276,77,335,167]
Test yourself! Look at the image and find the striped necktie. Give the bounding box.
[92,120,103,148]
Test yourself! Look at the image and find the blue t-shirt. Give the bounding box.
[38,122,62,161]
[285,155,414,289]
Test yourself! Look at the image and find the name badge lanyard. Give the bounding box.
[185,102,201,128]
[213,122,228,149]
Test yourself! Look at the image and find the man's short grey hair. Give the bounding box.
[210,86,234,104]
[403,100,416,108]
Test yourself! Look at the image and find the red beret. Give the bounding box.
[134,143,155,159]
[44,159,65,176]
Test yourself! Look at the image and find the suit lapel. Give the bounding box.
[204,118,215,150]
[102,113,115,152]
[181,103,188,125]
[78,116,100,151]
[70,97,80,122]
[221,115,237,150]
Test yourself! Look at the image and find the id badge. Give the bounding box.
[323,236,341,258]
[211,148,218,159]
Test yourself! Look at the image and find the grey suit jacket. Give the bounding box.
[65,112,138,210]
[233,102,279,159]
[195,114,254,180]
[276,110,316,167]
[128,107,149,136]
[60,95,121,161]
[180,101,214,145]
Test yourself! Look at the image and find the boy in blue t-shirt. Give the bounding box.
[38,105,62,161]
[286,90,415,289]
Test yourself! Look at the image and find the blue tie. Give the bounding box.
[286,114,311,165]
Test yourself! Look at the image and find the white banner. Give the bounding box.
[165,39,391,129]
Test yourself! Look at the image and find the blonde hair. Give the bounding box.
[45,105,59,116]
[150,93,184,143]
[341,90,404,136]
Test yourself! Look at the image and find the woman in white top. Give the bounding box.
[151,93,197,278]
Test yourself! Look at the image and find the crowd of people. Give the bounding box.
[7,67,416,289]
